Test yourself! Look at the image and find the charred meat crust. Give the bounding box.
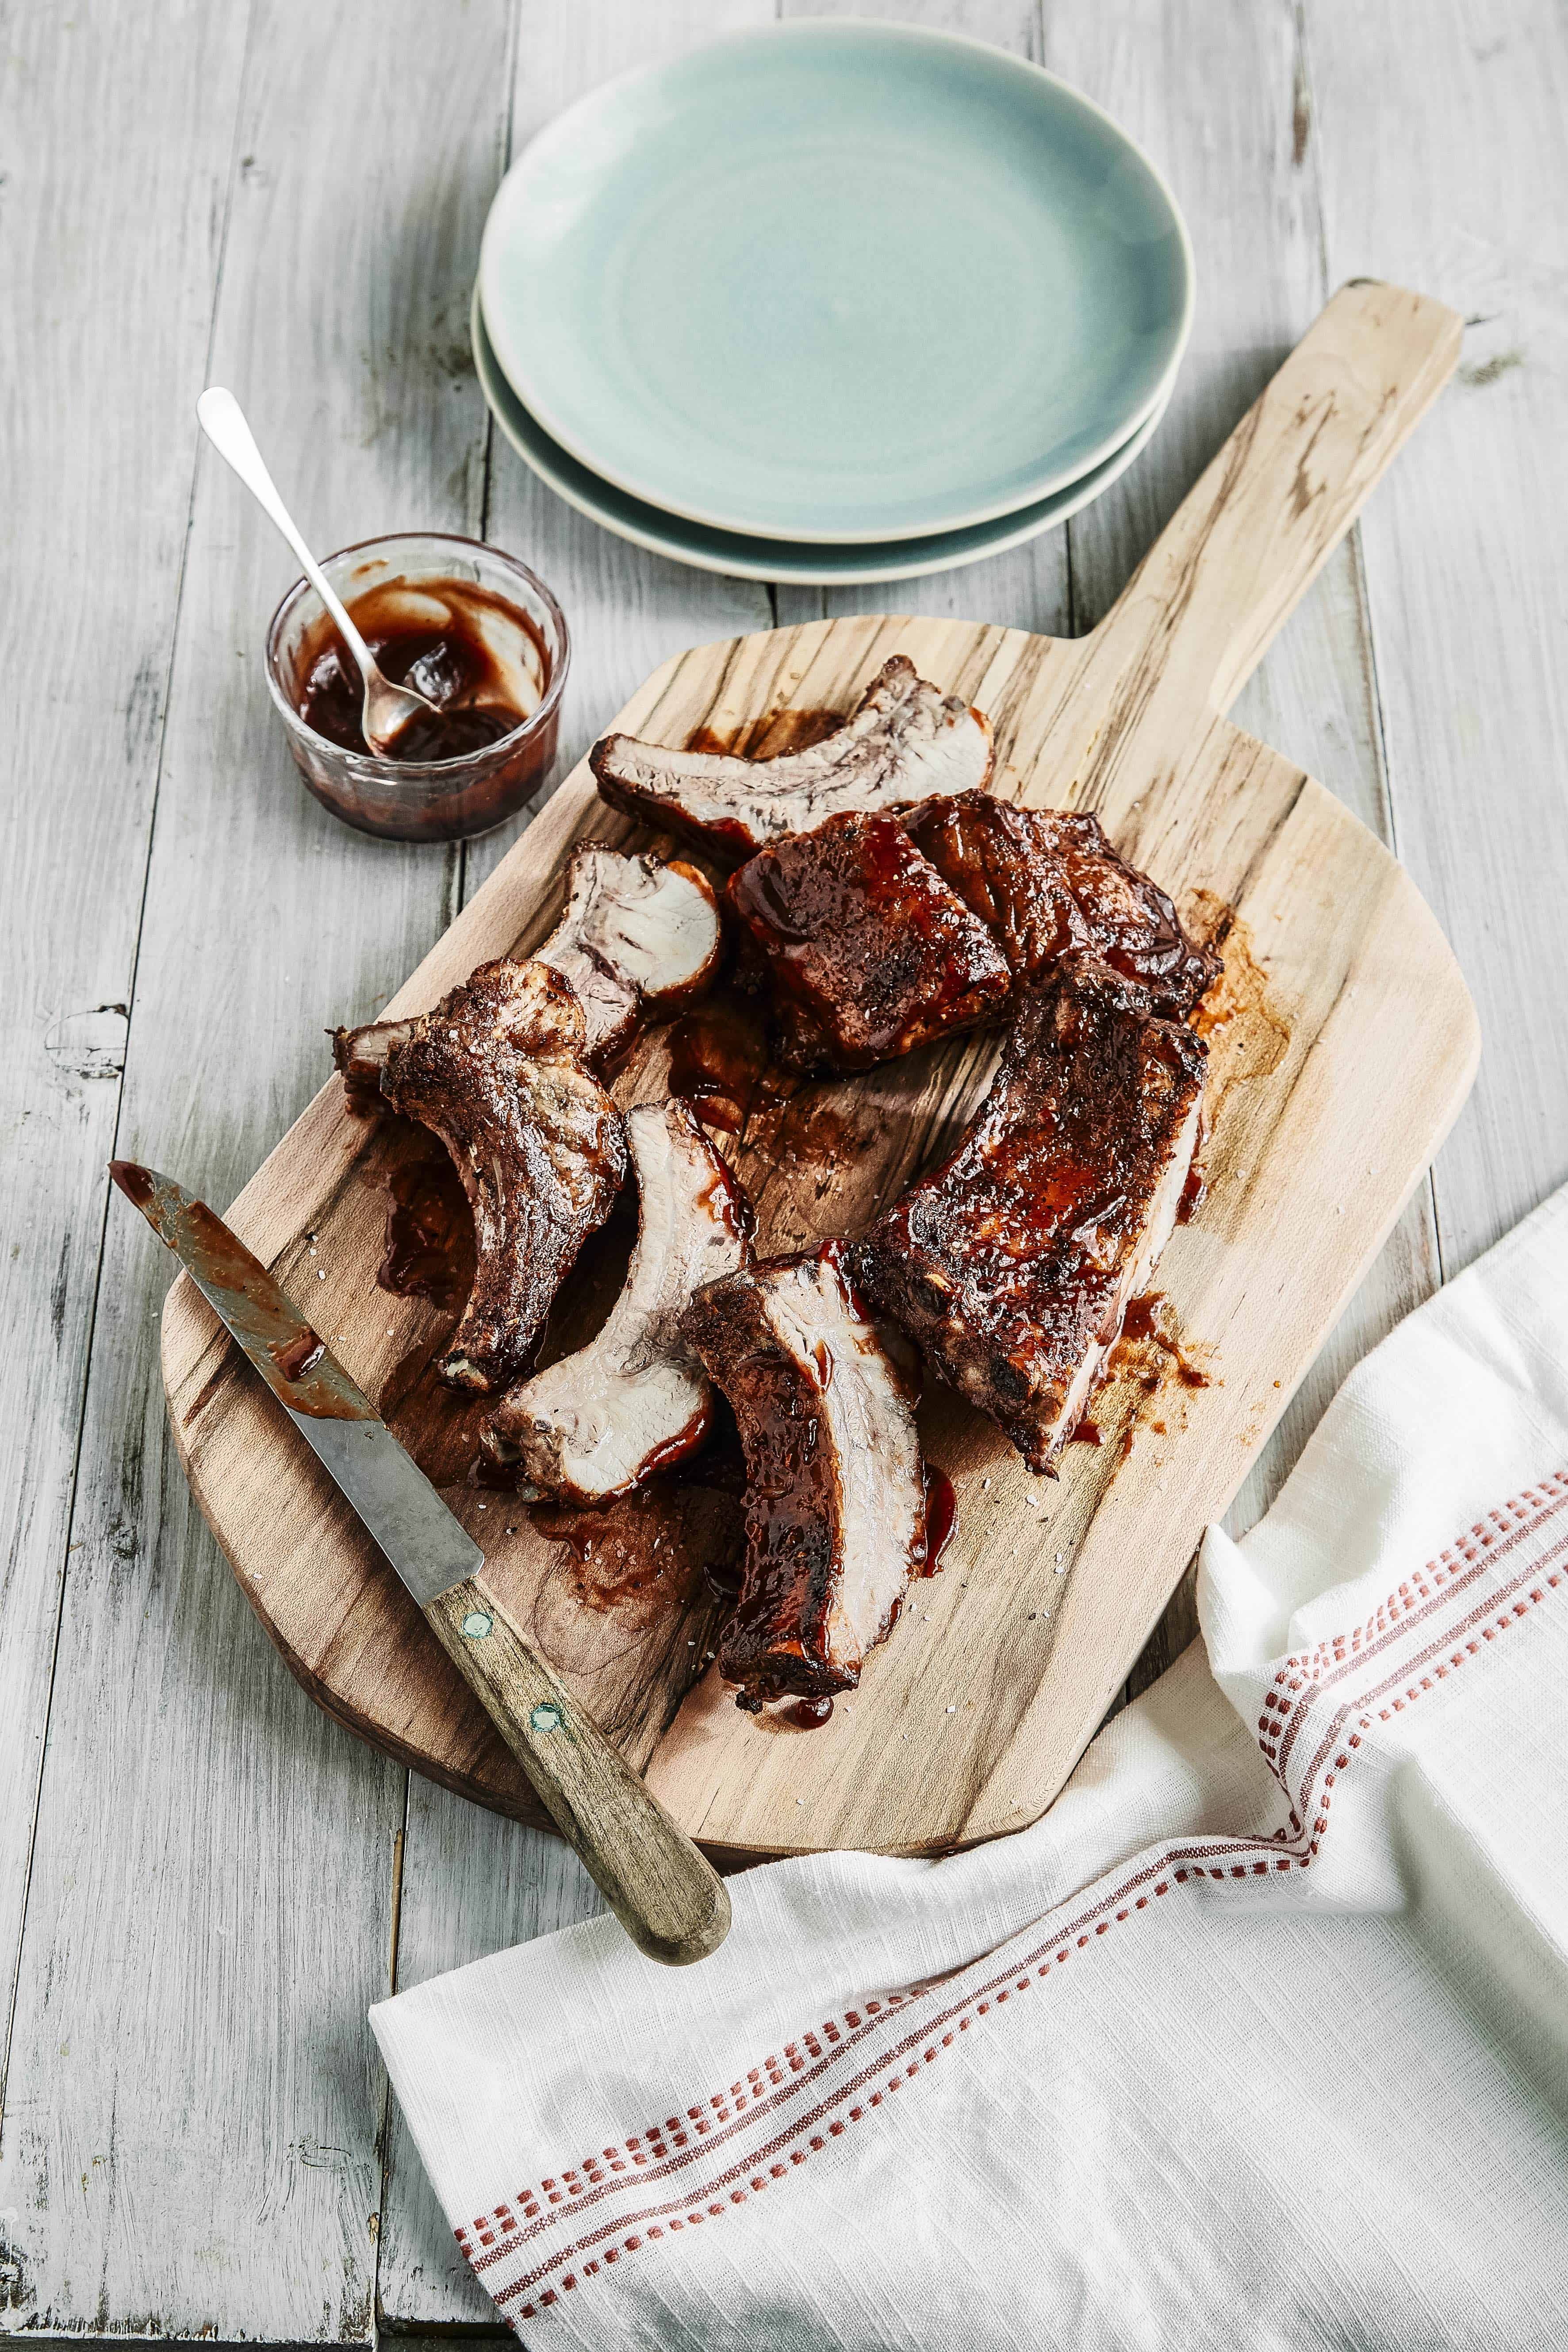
[681,1248,927,1707]
[849,955,1208,1474]
[589,654,995,859]
[484,1099,753,1502]
[726,809,1013,1073]
[375,958,626,1393]
[910,794,1219,1018]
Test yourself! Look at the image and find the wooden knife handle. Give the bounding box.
[1057,279,1463,769]
[424,1576,730,1967]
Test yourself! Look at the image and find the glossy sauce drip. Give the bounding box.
[786,1694,834,1729]
[295,578,544,763]
[528,1456,746,1629]
[1119,1292,1210,1389]
[377,1148,475,1308]
[919,1464,958,1573]
[1177,1153,1208,1224]
[667,999,778,1133]
[271,1331,325,1383]
[1070,1416,1106,1446]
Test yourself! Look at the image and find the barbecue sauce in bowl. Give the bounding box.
[265,535,569,842]
[294,579,539,762]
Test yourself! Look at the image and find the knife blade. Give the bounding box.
[111,1160,730,1967]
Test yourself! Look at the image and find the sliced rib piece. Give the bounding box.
[681,1248,927,1708]
[333,848,721,1086]
[850,955,1207,1474]
[727,809,1012,1073]
[485,1100,753,1502]
[536,844,722,1067]
[590,654,995,858]
[910,793,1219,1018]
[375,958,627,1392]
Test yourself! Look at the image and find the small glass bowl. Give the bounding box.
[265,532,570,842]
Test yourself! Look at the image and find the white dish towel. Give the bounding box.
[373,1186,1568,2348]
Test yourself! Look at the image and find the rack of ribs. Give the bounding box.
[486,1099,753,1503]
[346,958,627,1393]
[849,955,1208,1474]
[726,808,1012,1072]
[681,1247,928,1708]
[590,655,994,858]
[724,790,1218,1078]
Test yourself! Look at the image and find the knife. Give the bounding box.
[110,1161,730,1968]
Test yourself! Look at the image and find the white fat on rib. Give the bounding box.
[536,847,721,1065]
[590,655,994,853]
[760,1254,925,1675]
[487,1099,748,1501]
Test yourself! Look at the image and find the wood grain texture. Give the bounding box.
[1043,0,1449,1565]
[0,0,514,2332]
[0,0,255,2069]
[6,0,1555,2333]
[1308,0,1568,1274]
[378,0,779,2316]
[159,284,1476,1868]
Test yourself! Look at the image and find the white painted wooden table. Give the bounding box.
[4,0,1563,2336]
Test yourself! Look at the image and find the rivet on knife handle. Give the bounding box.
[424,1578,730,1966]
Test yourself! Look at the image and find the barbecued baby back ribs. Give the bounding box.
[681,1248,928,1707]
[375,959,626,1392]
[727,808,1012,1073]
[849,955,1207,1473]
[591,655,995,859]
[911,794,1219,1017]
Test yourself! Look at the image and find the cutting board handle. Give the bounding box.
[1084,279,1461,738]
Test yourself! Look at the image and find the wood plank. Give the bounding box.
[377,0,778,2324]
[0,0,254,2099]
[1307,0,1568,1271]
[1041,0,1447,1585]
[0,0,518,2332]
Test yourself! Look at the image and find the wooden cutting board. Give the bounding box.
[162,281,1476,1858]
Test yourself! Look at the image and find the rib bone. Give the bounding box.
[486,1099,752,1502]
[374,958,627,1393]
[590,655,994,858]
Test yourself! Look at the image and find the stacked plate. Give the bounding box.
[473,21,1192,587]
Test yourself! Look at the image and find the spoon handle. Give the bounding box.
[196,388,375,676]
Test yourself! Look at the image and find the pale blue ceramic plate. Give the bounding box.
[479,21,1192,545]
[472,286,1168,586]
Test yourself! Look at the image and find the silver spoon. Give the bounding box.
[196,387,441,757]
